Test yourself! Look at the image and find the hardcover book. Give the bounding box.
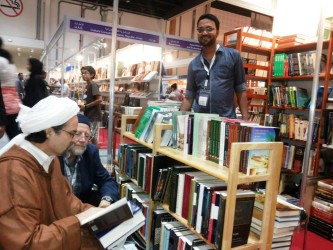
[187,174,218,227]
[182,171,209,219]
[214,190,255,249]
[150,154,177,200]
[244,126,279,175]
[192,113,219,159]
[81,198,145,249]
[168,165,194,212]
[134,106,160,140]
[318,179,333,190]
[150,208,174,250]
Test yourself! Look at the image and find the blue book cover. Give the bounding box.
[246,126,278,176]
[309,86,333,109]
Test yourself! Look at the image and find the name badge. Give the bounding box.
[198,90,210,107]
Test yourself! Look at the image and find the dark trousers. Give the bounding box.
[6,113,19,139]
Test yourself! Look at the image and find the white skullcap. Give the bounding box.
[0,96,79,156]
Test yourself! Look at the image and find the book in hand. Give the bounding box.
[81,198,145,249]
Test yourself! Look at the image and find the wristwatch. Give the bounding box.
[101,196,113,203]
[84,104,88,109]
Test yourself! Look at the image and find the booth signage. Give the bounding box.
[69,19,160,44]
[165,37,201,52]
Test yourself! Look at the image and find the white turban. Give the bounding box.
[0,96,79,156]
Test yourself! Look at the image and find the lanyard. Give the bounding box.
[200,44,220,87]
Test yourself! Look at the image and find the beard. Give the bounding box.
[63,144,86,157]
[198,35,216,47]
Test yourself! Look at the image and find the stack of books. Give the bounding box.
[251,192,302,249]
[309,179,333,242]
[277,34,316,49]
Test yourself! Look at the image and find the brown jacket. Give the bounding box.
[0,145,103,250]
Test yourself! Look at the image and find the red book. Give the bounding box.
[207,190,219,242]
[182,172,205,219]
[311,205,333,225]
[144,154,153,194]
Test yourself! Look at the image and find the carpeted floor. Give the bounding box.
[291,229,333,250]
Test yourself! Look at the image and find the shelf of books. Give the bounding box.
[224,27,276,123]
[118,113,284,250]
[268,30,333,180]
[308,179,333,242]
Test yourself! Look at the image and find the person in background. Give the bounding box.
[61,79,70,97]
[180,13,248,120]
[16,73,25,100]
[79,66,102,146]
[168,83,181,101]
[0,37,21,139]
[0,96,103,249]
[59,114,118,208]
[23,58,49,108]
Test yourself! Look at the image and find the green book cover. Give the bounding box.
[192,113,219,158]
[134,106,160,139]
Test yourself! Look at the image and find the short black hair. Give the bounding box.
[171,83,177,90]
[197,13,220,30]
[81,66,96,79]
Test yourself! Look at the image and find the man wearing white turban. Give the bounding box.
[0,96,104,249]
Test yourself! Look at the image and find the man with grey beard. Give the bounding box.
[59,114,118,208]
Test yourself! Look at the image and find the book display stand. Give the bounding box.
[120,115,283,250]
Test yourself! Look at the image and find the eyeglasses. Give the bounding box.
[197,27,215,33]
[74,132,92,140]
[61,129,77,138]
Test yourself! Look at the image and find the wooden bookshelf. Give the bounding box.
[120,115,283,250]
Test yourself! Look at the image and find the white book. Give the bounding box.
[145,112,166,143]
[195,182,206,233]
[192,113,219,158]
[218,120,226,166]
[175,172,186,216]
[80,197,129,226]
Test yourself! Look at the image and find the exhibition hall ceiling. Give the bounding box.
[71,0,208,19]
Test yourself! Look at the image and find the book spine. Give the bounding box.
[311,206,333,225]
[169,170,179,213]
[182,174,193,219]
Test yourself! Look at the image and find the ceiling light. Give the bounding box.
[76,54,83,61]
[7,38,13,42]
[17,48,20,51]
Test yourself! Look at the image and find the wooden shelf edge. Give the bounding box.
[123,132,153,149]
[160,204,262,250]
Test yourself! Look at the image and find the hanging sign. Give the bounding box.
[0,0,23,17]
[68,18,160,45]
[165,36,202,52]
